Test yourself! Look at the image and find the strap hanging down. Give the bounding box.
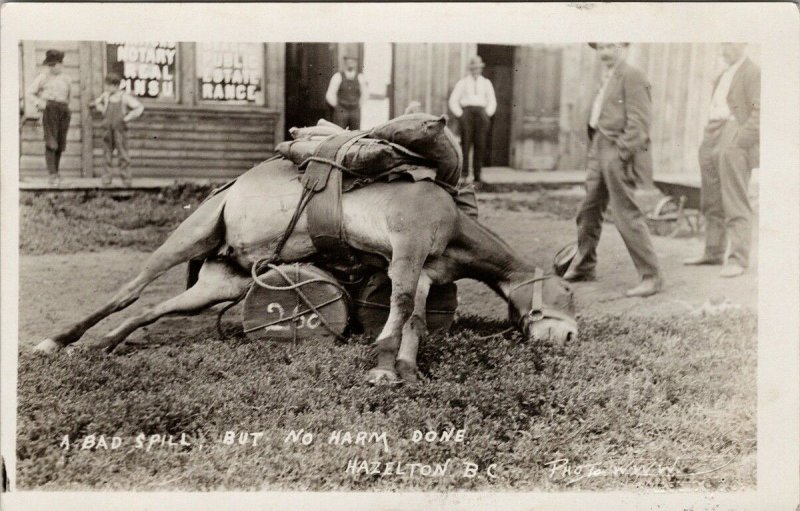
[302,131,369,258]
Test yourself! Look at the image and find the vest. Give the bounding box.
[337,71,360,109]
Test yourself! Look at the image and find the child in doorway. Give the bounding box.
[26,49,72,185]
[91,72,144,186]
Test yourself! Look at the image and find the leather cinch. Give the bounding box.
[300,130,370,260]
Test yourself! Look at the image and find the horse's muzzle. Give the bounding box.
[524,309,578,344]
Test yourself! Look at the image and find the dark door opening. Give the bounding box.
[284,43,337,138]
[477,44,514,167]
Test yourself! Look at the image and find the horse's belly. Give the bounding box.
[222,159,453,268]
[223,160,315,265]
[341,187,393,256]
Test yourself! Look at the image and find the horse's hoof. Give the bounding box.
[367,368,401,385]
[396,360,419,383]
[33,338,62,354]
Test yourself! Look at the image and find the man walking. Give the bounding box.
[563,43,663,297]
[325,53,368,130]
[448,55,497,185]
[684,43,760,278]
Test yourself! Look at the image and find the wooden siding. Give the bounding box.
[91,107,277,178]
[20,41,285,180]
[629,43,745,178]
[392,43,477,126]
[558,43,753,177]
[511,45,564,170]
[391,42,750,177]
[20,41,85,176]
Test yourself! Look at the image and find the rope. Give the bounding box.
[474,326,515,341]
[251,262,349,341]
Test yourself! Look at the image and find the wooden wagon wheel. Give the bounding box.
[649,196,686,237]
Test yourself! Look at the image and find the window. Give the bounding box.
[105,42,179,102]
[196,42,265,106]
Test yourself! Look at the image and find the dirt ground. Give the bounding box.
[18,197,757,347]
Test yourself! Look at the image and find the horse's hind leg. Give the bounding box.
[34,191,228,353]
[93,259,251,353]
[395,270,432,383]
[367,236,432,385]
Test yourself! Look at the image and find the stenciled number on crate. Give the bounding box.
[263,302,321,332]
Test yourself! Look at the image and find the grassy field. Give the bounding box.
[16,184,757,490]
[18,311,756,491]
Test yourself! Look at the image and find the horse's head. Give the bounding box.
[507,269,578,344]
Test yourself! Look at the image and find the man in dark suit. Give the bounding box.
[684,43,760,278]
[563,43,663,297]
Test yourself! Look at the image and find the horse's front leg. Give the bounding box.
[367,238,430,385]
[395,271,432,383]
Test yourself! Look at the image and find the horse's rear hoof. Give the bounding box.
[395,360,420,384]
[367,368,401,385]
[33,338,63,354]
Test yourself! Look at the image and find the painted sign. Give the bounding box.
[196,42,264,105]
[106,42,178,100]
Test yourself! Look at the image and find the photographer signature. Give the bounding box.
[544,457,733,485]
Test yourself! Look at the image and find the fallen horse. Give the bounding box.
[34,114,578,384]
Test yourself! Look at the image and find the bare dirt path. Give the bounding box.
[19,204,757,347]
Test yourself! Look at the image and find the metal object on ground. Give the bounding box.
[553,241,578,277]
[353,272,458,337]
[647,180,704,237]
[242,263,349,342]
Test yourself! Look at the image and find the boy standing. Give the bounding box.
[91,72,144,186]
[26,49,72,185]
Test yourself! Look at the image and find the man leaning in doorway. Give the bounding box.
[684,43,760,278]
[325,52,368,130]
[26,49,71,186]
[448,55,497,186]
[563,43,664,298]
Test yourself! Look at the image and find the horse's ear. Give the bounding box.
[438,114,448,126]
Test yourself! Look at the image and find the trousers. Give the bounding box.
[459,106,490,181]
[698,119,756,267]
[571,133,661,279]
[102,127,131,181]
[43,101,71,175]
[333,105,361,130]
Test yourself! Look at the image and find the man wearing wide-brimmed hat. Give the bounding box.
[325,52,368,130]
[26,49,72,185]
[448,55,497,185]
[563,43,664,297]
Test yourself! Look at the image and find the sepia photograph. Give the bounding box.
[1,3,798,510]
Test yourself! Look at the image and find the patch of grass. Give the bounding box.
[20,183,221,255]
[17,310,756,491]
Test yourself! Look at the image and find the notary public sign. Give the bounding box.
[105,41,178,100]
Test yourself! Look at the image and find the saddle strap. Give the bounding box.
[303,130,369,258]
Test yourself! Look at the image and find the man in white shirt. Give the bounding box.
[325,53,369,130]
[448,56,497,184]
[27,49,72,185]
[684,43,760,278]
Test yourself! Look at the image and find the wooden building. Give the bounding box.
[392,43,754,178]
[19,41,358,180]
[19,41,747,180]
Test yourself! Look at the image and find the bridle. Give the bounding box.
[508,268,578,334]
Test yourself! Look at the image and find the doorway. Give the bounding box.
[359,43,393,129]
[284,43,337,138]
[477,44,514,167]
